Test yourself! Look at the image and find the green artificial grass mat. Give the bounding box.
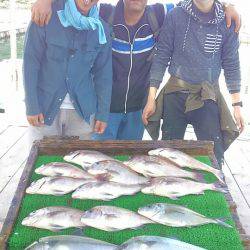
[7,155,243,250]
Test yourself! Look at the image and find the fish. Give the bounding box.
[35,162,94,179]
[80,206,153,231]
[141,177,227,199]
[117,236,206,250]
[72,180,142,200]
[85,160,149,185]
[26,176,88,196]
[63,150,113,169]
[25,235,117,250]
[123,155,204,181]
[138,203,232,228]
[148,148,224,183]
[22,206,85,231]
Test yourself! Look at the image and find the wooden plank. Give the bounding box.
[0,129,33,192]
[223,162,250,235]
[233,174,250,208]
[225,141,250,176]
[0,162,25,233]
[0,144,38,249]
[37,138,215,157]
[0,126,27,158]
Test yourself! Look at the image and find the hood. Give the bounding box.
[181,0,225,24]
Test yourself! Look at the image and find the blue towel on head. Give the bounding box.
[57,0,107,44]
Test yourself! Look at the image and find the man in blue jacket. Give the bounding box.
[31,0,240,140]
[23,0,112,139]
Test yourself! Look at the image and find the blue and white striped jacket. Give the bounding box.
[100,0,174,113]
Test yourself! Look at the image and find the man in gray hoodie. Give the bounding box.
[143,0,244,165]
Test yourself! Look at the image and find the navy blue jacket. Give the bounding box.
[23,0,112,125]
[100,1,173,113]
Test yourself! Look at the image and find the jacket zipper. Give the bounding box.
[114,23,148,113]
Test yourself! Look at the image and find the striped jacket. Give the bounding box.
[100,0,174,113]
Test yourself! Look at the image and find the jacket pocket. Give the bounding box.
[204,33,222,55]
[46,43,66,62]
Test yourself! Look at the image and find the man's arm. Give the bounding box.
[222,24,244,132]
[142,12,175,125]
[23,22,46,125]
[92,30,113,133]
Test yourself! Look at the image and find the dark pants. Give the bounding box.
[162,92,224,165]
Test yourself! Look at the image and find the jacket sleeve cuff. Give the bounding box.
[95,112,109,123]
[150,80,161,89]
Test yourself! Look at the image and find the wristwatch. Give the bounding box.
[232,101,243,107]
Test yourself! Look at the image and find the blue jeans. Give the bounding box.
[93,110,144,140]
[162,92,224,166]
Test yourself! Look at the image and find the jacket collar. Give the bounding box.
[181,0,225,24]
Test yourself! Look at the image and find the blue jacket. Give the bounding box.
[150,0,241,93]
[23,0,112,125]
[100,0,174,113]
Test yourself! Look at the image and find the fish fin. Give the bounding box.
[168,195,179,200]
[49,224,65,232]
[131,225,146,230]
[214,169,225,184]
[105,214,119,219]
[52,189,67,195]
[212,182,229,193]
[72,228,84,236]
[215,218,233,228]
[193,171,205,182]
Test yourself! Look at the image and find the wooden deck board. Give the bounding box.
[0,128,32,192]
[0,162,25,233]
[0,126,27,158]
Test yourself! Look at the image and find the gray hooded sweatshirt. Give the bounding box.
[149,0,241,93]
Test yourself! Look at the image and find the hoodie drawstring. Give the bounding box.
[182,15,191,52]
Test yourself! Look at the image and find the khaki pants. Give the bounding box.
[28,109,95,143]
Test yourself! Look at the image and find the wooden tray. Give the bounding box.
[0,138,249,249]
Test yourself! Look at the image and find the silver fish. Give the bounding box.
[64,150,113,169]
[118,236,206,250]
[138,203,232,228]
[26,176,88,196]
[35,162,94,179]
[80,206,153,231]
[85,160,148,185]
[123,155,203,181]
[25,235,117,250]
[141,177,227,199]
[22,206,85,231]
[72,180,142,200]
[148,148,224,183]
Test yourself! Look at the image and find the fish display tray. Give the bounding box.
[0,138,249,250]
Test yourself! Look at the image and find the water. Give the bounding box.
[0,33,25,61]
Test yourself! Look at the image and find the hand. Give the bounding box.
[27,113,45,127]
[224,4,241,32]
[233,106,244,133]
[94,120,107,134]
[31,0,52,26]
[142,100,156,126]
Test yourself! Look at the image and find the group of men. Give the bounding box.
[24,0,243,165]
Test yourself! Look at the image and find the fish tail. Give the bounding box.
[213,169,225,184]
[215,218,233,228]
[212,182,229,193]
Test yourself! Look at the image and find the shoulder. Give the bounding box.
[99,3,115,22]
[147,3,165,27]
[100,19,112,43]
